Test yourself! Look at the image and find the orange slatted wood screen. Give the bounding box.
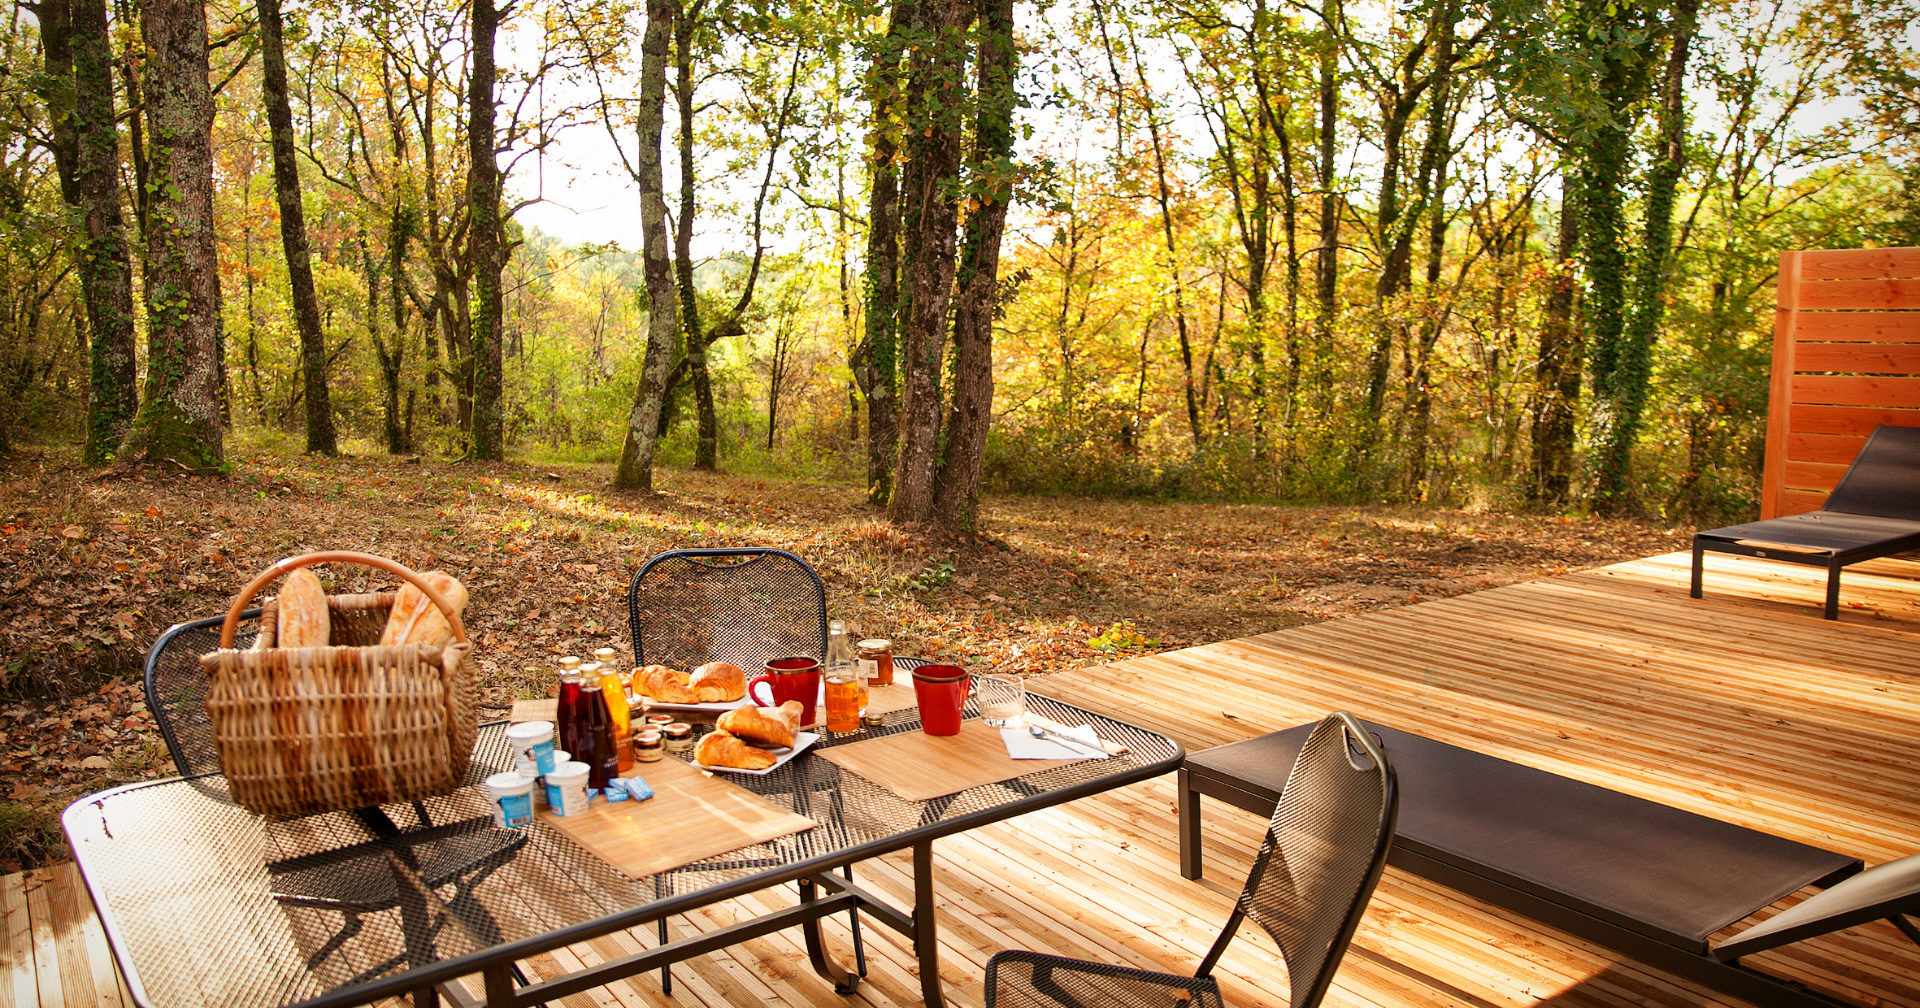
[1763,247,1920,518]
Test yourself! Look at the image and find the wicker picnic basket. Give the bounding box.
[199,551,478,818]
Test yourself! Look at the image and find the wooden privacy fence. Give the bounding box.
[1763,246,1920,518]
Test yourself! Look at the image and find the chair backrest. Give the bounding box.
[145,611,262,777]
[626,548,829,671]
[1195,712,1398,1008]
[1824,425,1920,521]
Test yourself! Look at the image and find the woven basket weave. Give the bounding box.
[199,551,477,818]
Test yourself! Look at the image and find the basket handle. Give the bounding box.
[218,550,469,649]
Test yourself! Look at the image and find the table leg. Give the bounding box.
[912,841,945,1008]
[797,876,859,994]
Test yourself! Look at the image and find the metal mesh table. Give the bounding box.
[66,694,1182,1008]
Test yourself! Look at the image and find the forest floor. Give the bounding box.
[0,444,1685,871]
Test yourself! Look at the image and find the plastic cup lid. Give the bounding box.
[546,761,590,781]
[485,771,534,793]
[506,720,553,739]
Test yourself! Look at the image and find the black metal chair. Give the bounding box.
[145,613,528,984]
[627,546,871,990]
[628,547,831,670]
[985,712,1397,1008]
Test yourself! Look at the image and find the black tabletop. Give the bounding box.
[65,695,1181,1008]
[1190,721,1859,952]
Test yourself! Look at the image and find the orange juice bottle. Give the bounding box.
[823,620,864,732]
[593,648,634,770]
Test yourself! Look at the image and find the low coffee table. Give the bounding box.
[1179,721,1863,1007]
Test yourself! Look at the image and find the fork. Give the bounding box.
[1028,724,1107,756]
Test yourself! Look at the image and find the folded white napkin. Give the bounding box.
[1001,723,1111,760]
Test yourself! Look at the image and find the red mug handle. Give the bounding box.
[747,673,776,707]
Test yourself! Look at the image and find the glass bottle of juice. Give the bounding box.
[555,656,585,756]
[578,679,618,790]
[593,648,633,770]
[823,620,864,732]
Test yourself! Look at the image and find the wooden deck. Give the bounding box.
[10,549,1920,1008]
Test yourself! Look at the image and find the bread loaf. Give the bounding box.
[275,568,331,648]
[690,661,747,702]
[693,730,776,770]
[379,571,467,647]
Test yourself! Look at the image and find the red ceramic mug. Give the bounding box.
[912,664,970,736]
[749,656,821,727]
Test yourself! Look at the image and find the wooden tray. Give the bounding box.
[817,720,1079,802]
[536,757,816,878]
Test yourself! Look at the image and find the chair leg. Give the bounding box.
[1178,768,1202,880]
[1826,562,1843,620]
[1690,542,1705,599]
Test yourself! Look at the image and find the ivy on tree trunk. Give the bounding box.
[467,0,505,461]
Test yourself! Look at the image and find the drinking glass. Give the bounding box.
[975,673,1025,727]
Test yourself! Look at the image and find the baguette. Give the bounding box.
[275,568,331,648]
[379,571,468,647]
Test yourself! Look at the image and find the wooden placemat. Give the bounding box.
[817,720,1079,802]
[536,757,816,878]
[510,698,557,723]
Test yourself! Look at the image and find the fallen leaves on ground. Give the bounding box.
[0,445,1684,870]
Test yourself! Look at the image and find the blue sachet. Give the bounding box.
[619,775,654,802]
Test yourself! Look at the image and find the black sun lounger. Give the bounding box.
[1179,723,1920,1008]
[1692,424,1920,619]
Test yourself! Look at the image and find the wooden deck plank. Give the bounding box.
[1,871,36,1008]
[23,549,1920,1007]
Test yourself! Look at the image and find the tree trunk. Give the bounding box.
[1109,11,1201,448]
[258,0,336,455]
[119,0,223,472]
[859,0,907,506]
[613,0,680,491]
[1530,180,1581,505]
[1312,0,1340,401]
[933,0,1014,532]
[36,0,138,464]
[467,0,505,460]
[887,0,970,525]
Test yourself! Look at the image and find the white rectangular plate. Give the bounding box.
[696,732,820,776]
[636,693,753,714]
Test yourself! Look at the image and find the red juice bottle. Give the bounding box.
[578,680,618,790]
[555,656,585,757]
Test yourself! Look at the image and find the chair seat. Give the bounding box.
[1696,511,1920,558]
[986,949,1224,1008]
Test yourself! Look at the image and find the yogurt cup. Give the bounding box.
[506,720,557,777]
[484,772,535,828]
[545,761,591,817]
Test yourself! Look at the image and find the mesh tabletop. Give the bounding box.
[65,695,1181,1008]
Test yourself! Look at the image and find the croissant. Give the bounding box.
[690,661,747,702]
[276,568,331,648]
[379,571,467,647]
[694,730,776,770]
[637,664,699,705]
[716,700,803,749]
